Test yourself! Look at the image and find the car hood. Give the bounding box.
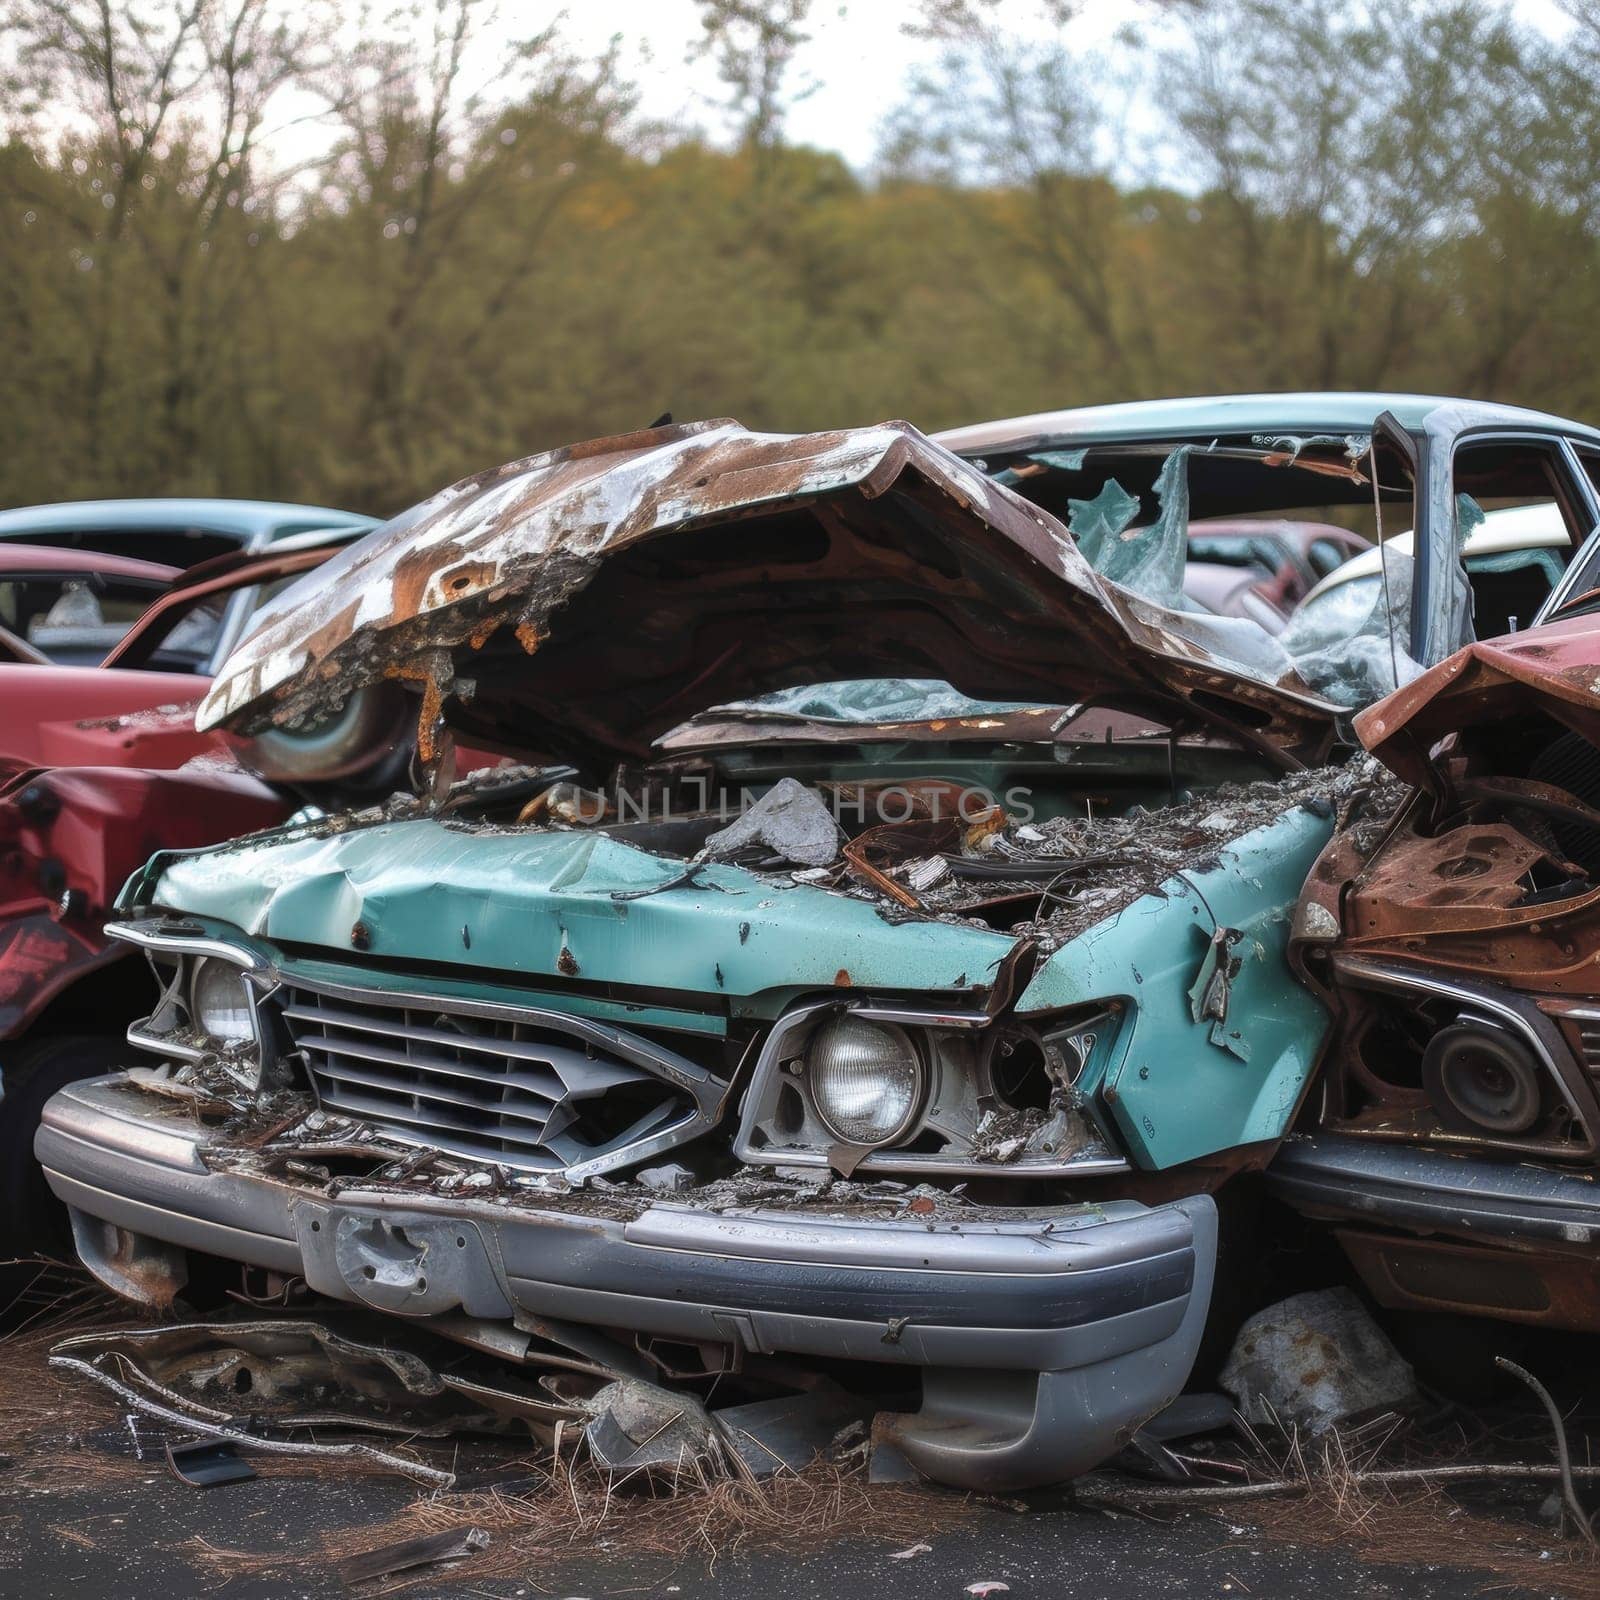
[1355,613,1600,793]
[198,419,1336,771]
[137,814,1024,1012]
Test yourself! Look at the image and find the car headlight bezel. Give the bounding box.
[734,997,1133,1176]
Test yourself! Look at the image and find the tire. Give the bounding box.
[0,1035,123,1284]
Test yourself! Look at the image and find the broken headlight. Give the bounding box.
[804,1015,924,1146]
[190,957,256,1047]
[106,920,276,1094]
[733,999,1130,1176]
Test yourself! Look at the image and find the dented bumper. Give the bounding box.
[38,1074,1216,1489]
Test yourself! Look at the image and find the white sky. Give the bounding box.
[557,0,1157,170]
[553,0,1578,172]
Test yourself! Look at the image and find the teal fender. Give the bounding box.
[1015,805,1334,1168]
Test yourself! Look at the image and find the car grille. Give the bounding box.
[274,973,711,1174]
[1573,1017,1600,1078]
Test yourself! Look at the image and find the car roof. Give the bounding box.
[0,497,375,544]
[1300,502,1568,605]
[933,392,1600,456]
[0,542,180,582]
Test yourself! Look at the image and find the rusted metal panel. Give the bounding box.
[1336,1228,1600,1334]
[198,420,1337,771]
[1357,613,1600,794]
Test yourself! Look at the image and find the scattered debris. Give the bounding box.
[583,1379,723,1477]
[48,1341,456,1487]
[890,1543,932,1560]
[701,776,844,867]
[1220,1288,1419,1433]
[164,1437,257,1488]
[338,1526,491,1587]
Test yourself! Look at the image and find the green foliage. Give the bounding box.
[2,0,1599,520]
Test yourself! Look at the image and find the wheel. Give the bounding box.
[0,1035,123,1295]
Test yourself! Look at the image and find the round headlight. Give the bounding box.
[805,1015,923,1146]
[190,958,255,1046]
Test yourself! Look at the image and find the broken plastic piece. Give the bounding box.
[164,1437,257,1488]
[716,1384,871,1477]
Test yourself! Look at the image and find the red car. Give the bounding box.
[0,541,411,1268]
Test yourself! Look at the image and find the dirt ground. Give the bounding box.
[4,1274,1599,1600]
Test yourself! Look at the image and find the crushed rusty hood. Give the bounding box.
[198,419,1337,773]
[1355,614,1600,796]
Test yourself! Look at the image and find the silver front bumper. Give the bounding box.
[39,1074,1217,1489]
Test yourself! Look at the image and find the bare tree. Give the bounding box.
[1,0,347,481]
[691,0,814,158]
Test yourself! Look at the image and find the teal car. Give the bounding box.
[37,398,1600,1487]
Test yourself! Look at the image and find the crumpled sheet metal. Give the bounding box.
[196,418,1338,770]
[48,1319,534,1439]
[196,419,1074,732]
[1355,611,1600,793]
[49,1322,460,1488]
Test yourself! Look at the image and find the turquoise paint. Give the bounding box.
[1016,805,1334,1170]
[935,393,1600,452]
[0,497,374,544]
[145,818,1021,1018]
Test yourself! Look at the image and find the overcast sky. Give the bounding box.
[553,0,1578,172]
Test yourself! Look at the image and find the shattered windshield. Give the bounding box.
[986,431,1427,708]
[707,679,1055,724]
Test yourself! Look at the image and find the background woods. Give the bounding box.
[2,0,1599,517]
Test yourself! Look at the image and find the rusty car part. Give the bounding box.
[196,420,1337,773]
[1337,1227,1600,1334]
[49,1332,457,1488]
[339,1527,491,1588]
[1355,613,1600,800]
[47,1319,542,1438]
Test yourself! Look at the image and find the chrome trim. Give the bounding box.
[275,967,726,1181]
[732,998,1130,1177]
[848,1005,989,1030]
[104,919,272,974]
[108,920,277,1072]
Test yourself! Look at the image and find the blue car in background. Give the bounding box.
[0,499,376,675]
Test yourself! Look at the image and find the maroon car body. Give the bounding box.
[1185,518,1368,632]
[0,546,361,1262]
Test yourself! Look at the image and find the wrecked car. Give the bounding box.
[1274,609,1600,1337]
[0,544,184,667]
[0,539,426,1271]
[33,398,1600,1488]
[0,497,376,675]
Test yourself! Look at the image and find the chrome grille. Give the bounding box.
[274,973,715,1174]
